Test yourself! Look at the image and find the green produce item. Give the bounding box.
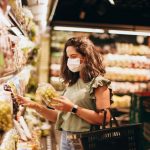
[36,83,60,107]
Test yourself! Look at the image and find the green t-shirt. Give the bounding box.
[55,76,112,132]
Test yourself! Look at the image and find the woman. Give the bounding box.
[18,37,112,150]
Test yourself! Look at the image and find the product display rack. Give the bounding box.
[0,2,52,150]
[130,92,150,150]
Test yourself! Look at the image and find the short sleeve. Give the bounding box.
[89,76,112,100]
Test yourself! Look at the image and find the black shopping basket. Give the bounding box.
[70,109,143,150]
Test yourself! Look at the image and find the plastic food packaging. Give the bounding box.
[0,128,18,150]
[18,116,32,140]
[36,83,60,107]
[13,119,28,141]
[17,141,38,150]
[0,91,13,131]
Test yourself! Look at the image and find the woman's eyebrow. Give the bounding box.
[68,54,78,57]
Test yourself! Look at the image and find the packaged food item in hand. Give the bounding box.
[36,83,60,107]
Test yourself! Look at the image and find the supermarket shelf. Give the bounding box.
[40,137,47,150]
[0,65,33,84]
[8,11,26,36]
[111,107,130,113]
[116,108,130,113]
[111,80,150,83]
[0,68,22,84]
[134,92,150,96]
[0,128,18,149]
[113,92,149,95]
[40,135,52,150]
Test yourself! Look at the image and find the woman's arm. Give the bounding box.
[31,103,58,123]
[17,96,58,123]
[52,86,111,125]
[76,86,111,125]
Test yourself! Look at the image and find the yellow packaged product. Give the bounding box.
[36,83,60,107]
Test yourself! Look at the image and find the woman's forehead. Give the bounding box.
[66,46,77,54]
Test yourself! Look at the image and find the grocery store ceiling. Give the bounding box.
[51,0,150,28]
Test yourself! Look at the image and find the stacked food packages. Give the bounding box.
[116,43,150,55]
[0,67,43,150]
[0,1,45,149]
[0,128,19,150]
[0,25,25,77]
[111,82,148,94]
[8,0,39,42]
[111,95,131,108]
[105,67,150,82]
[104,54,150,69]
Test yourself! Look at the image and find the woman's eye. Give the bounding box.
[71,56,78,59]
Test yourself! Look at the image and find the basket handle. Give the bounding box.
[90,108,119,131]
[102,108,119,129]
[109,108,119,127]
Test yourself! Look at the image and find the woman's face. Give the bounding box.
[66,46,84,63]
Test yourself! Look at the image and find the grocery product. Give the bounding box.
[105,67,150,82]
[111,95,131,108]
[18,116,32,140]
[4,83,19,117]
[0,128,18,150]
[50,76,65,91]
[0,26,18,76]
[0,101,13,131]
[105,54,150,69]
[40,122,51,136]
[36,83,60,107]
[0,92,13,132]
[13,119,28,141]
[17,130,41,150]
[111,81,148,93]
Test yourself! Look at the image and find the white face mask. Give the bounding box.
[67,58,81,72]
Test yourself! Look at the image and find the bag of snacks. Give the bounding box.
[36,83,60,107]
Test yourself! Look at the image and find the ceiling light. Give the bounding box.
[108,30,150,36]
[108,0,115,5]
[53,26,104,33]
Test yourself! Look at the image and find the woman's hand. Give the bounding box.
[17,95,37,109]
[51,96,74,112]
[17,95,58,123]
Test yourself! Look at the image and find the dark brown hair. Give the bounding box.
[60,36,106,86]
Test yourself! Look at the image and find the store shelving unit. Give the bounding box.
[0,2,52,149]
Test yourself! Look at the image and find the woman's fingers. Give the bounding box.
[17,95,25,102]
[51,97,63,103]
[52,104,64,110]
[60,96,65,100]
[17,95,30,105]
